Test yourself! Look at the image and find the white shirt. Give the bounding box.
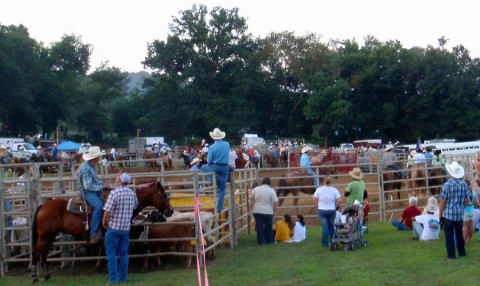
[413,153,426,164]
[415,214,440,241]
[313,186,340,210]
[250,184,278,215]
[291,222,306,242]
[472,209,480,230]
[229,151,237,169]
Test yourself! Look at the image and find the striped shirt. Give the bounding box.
[77,161,103,192]
[104,186,138,231]
[440,178,469,221]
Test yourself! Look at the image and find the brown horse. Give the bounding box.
[30,181,173,283]
[277,170,315,209]
[144,150,171,171]
[427,167,447,195]
[407,165,426,196]
[105,153,127,169]
[263,152,278,168]
[382,166,403,204]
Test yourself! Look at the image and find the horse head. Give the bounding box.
[148,181,173,217]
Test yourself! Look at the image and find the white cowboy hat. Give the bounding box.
[425,204,439,213]
[36,146,42,150]
[445,161,465,178]
[385,145,394,151]
[301,146,313,154]
[82,146,103,161]
[209,128,226,140]
[349,167,363,179]
[190,157,201,165]
[409,149,417,156]
[0,145,6,149]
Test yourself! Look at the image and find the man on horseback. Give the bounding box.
[77,146,107,244]
[300,146,319,189]
[383,145,403,179]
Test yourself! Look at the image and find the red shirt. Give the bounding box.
[402,206,421,229]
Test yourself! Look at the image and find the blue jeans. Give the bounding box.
[253,213,274,244]
[1,157,8,164]
[387,164,404,178]
[201,164,229,212]
[318,209,336,247]
[391,220,410,231]
[303,167,319,189]
[82,191,103,237]
[105,228,130,283]
[444,219,465,259]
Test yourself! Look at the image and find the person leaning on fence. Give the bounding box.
[439,162,470,259]
[249,177,278,244]
[344,168,365,205]
[102,172,138,284]
[300,146,319,190]
[200,128,230,213]
[392,196,421,231]
[77,146,109,244]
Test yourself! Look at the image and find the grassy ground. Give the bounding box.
[3,223,479,286]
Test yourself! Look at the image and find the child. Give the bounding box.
[291,215,307,242]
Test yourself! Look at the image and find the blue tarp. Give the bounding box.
[58,141,81,151]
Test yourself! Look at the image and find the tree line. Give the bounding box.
[1,4,480,147]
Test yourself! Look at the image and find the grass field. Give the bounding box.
[3,223,479,286]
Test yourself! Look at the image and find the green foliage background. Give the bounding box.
[1,4,480,146]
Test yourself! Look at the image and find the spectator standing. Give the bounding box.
[102,172,138,284]
[463,179,478,243]
[439,162,470,259]
[249,177,278,244]
[110,146,116,161]
[344,168,365,205]
[313,176,341,247]
[51,143,59,161]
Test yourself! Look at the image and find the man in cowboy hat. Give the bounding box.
[345,167,365,205]
[382,144,403,179]
[77,146,108,243]
[200,128,230,213]
[17,145,27,163]
[300,145,319,189]
[439,161,470,259]
[412,204,440,241]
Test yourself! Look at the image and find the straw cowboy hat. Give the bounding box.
[385,144,394,151]
[301,146,313,154]
[349,167,363,179]
[446,161,465,178]
[209,128,226,140]
[190,157,201,165]
[82,146,103,161]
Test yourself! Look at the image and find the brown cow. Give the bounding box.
[144,218,195,268]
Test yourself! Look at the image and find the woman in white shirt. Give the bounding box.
[313,176,341,247]
[291,215,307,242]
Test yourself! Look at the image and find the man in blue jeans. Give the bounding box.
[102,172,138,284]
[77,146,107,244]
[201,128,230,213]
[439,161,469,259]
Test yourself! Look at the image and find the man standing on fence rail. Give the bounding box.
[201,128,230,213]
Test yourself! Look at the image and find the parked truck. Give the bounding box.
[128,136,165,155]
[0,138,38,159]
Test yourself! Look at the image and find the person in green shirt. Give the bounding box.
[345,167,365,204]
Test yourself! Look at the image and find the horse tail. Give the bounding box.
[32,204,43,248]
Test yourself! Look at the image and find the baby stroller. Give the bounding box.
[330,204,368,251]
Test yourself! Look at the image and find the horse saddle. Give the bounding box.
[67,196,92,215]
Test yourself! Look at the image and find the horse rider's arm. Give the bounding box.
[102,210,112,229]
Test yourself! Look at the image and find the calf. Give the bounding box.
[144,218,195,269]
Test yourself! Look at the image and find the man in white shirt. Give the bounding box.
[412,204,440,241]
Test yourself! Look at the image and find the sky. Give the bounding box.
[2,0,479,73]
